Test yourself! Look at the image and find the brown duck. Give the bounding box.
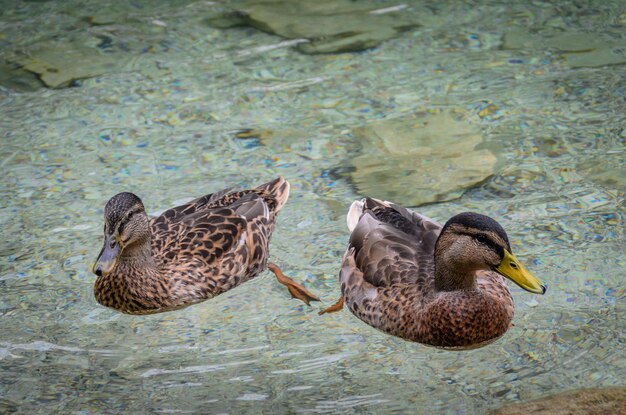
[320,197,546,349]
[93,177,319,314]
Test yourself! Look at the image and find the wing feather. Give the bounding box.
[345,197,443,289]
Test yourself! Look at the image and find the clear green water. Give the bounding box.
[0,1,624,414]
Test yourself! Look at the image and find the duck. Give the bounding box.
[319,197,546,349]
[93,177,319,314]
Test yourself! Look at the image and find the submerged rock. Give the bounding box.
[84,14,120,26]
[488,386,626,415]
[563,46,626,69]
[502,29,626,68]
[12,35,129,88]
[0,60,45,92]
[347,111,496,206]
[207,0,419,54]
[578,157,626,191]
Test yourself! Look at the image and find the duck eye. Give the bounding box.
[475,234,489,245]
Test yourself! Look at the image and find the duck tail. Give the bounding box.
[347,197,390,231]
[346,199,365,232]
[255,176,290,213]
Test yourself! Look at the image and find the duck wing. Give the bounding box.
[346,197,442,288]
[151,188,235,225]
[147,177,289,280]
[152,207,248,268]
[204,176,290,215]
[149,182,284,273]
[147,176,288,227]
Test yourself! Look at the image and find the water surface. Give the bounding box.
[0,1,624,413]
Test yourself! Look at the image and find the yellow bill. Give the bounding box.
[496,249,546,294]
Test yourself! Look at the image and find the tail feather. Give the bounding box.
[232,193,270,221]
[346,200,365,232]
[255,176,290,213]
[347,197,389,232]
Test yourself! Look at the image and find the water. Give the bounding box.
[0,0,624,413]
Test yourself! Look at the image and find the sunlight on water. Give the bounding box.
[0,0,624,413]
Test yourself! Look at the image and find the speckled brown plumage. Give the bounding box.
[333,197,546,349]
[93,177,293,314]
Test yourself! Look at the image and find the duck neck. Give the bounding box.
[434,258,478,292]
[117,239,159,291]
[94,237,168,314]
[118,238,157,273]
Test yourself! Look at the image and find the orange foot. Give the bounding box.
[318,296,344,315]
[268,263,321,306]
